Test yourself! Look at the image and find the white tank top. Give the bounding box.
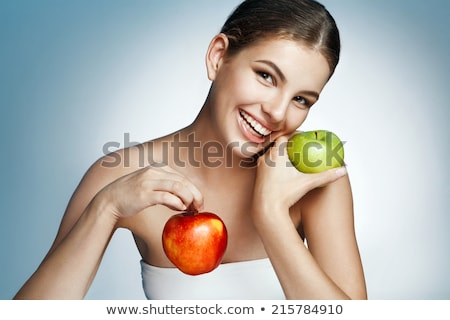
[140,258,285,299]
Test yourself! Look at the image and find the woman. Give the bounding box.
[14,0,367,299]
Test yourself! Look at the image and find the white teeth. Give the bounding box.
[240,110,272,137]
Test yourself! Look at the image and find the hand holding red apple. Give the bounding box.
[162,211,228,275]
[98,164,204,220]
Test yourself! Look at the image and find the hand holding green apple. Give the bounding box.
[287,130,345,173]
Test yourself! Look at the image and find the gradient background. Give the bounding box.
[1,0,449,299]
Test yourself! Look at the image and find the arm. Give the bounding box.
[14,157,123,299]
[251,137,367,300]
[14,194,118,299]
[14,150,203,299]
[300,175,367,299]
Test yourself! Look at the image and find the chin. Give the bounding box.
[229,139,273,168]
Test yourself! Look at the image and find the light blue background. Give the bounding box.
[1,0,449,299]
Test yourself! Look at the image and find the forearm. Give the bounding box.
[14,198,118,299]
[254,208,350,300]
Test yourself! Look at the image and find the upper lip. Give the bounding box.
[239,109,277,135]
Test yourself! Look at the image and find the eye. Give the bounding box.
[293,96,311,108]
[257,71,274,85]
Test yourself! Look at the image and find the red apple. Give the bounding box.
[162,211,228,275]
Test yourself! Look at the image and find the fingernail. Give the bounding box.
[335,167,347,177]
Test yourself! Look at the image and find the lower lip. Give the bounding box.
[237,110,266,144]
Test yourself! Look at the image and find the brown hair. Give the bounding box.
[220,0,340,76]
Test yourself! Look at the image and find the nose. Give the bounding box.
[261,94,290,124]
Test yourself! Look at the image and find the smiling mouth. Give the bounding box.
[239,110,272,138]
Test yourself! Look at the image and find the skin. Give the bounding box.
[14,34,367,300]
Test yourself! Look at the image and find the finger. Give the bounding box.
[165,173,204,211]
[275,134,289,144]
[187,185,204,212]
[146,165,204,211]
[169,174,204,211]
[174,178,204,212]
[261,135,291,167]
[152,191,187,211]
[152,176,204,211]
[306,166,347,190]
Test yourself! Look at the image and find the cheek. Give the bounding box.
[286,108,309,130]
[219,68,262,106]
[229,80,259,106]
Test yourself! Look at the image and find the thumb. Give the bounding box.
[307,166,348,189]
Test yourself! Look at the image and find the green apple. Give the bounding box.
[287,130,345,173]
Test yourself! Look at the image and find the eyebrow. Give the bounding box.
[255,60,286,83]
[255,59,320,100]
[301,90,320,101]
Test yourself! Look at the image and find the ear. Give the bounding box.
[205,33,229,81]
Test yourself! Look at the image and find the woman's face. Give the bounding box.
[207,37,331,159]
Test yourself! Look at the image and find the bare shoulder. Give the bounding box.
[300,174,353,218]
[297,174,355,257]
[73,143,155,208]
[47,142,156,252]
[289,174,352,237]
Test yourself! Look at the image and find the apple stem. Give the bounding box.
[183,205,198,216]
[315,131,318,139]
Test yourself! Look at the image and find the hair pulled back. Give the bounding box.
[220,0,340,76]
